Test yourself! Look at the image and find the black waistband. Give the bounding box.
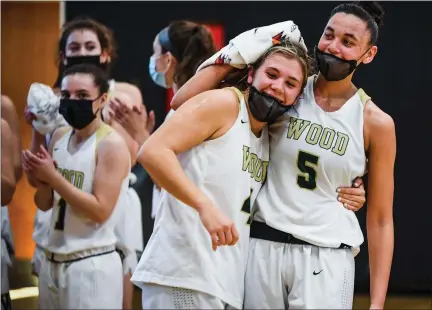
[250,221,351,249]
[47,249,116,264]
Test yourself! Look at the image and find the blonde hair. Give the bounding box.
[226,39,312,91]
[253,39,311,89]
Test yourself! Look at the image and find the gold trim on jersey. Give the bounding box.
[95,122,114,150]
[357,88,371,108]
[57,126,73,139]
[227,86,244,107]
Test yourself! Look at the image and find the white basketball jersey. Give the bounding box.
[254,76,368,251]
[45,123,130,254]
[33,209,52,247]
[114,183,144,255]
[151,108,175,219]
[132,88,270,309]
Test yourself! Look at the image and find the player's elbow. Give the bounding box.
[367,204,393,228]
[137,139,162,171]
[170,95,182,111]
[170,89,190,111]
[93,204,116,224]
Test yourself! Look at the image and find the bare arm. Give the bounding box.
[364,102,396,309]
[50,132,130,224]
[170,64,234,110]
[1,120,16,205]
[1,95,22,181]
[139,88,239,212]
[33,127,70,211]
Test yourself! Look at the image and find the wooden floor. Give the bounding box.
[11,289,432,309]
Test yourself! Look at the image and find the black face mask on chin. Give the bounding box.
[248,86,293,123]
[314,47,370,82]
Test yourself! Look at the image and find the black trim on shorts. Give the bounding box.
[47,249,116,264]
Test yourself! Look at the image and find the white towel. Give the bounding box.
[27,83,68,135]
[197,20,307,72]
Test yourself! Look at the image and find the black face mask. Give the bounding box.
[65,55,108,71]
[314,47,359,82]
[59,98,100,130]
[248,86,292,123]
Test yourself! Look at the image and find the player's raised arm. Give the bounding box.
[170,64,234,110]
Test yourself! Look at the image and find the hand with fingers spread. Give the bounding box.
[21,145,58,185]
[109,96,156,146]
[198,203,239,251]
[336,176,366,211]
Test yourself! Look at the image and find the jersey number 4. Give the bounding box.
[296,150,319,190]
[54,198,66,231]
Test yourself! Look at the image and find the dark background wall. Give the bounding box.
[66,1,432,295]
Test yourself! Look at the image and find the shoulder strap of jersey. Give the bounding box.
[95,122,114,149]
[107,79,116,101]
[94,122,131,176]
[51,126,72,149]
[227,86,244,106]
[56,126,72,138]
[357,88,371,109]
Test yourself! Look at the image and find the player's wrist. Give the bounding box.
[193,195,214,214]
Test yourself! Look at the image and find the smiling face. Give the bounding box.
[248,52,304,106]
[317,12,377,65]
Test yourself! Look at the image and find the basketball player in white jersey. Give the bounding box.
[57,23,147,305]
[22,63,130,309]
[170,2,395,309]
[110,40,308,309]
[25,17,148,309]
[144,21,216,219]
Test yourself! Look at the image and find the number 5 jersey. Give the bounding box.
[253,75,369,255]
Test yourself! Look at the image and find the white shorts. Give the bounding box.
[31,244,45,277]
[1,207,14,295]
[0,252,8,295]
[38,246,123,309]
[141,283,237,310]
[122,250,138,276]
[115,186,144,267]
[244,238,355,309]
